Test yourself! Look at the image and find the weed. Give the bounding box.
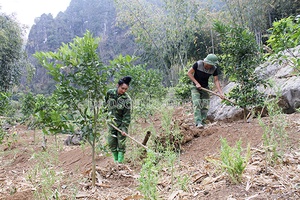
[6,131,18,149]
[177,174,190,191]
[218,138,250,184]
[258,93,289,167]
[0,128,6,145]
[26,143,65,199]
[118,123,144,165]
[161,150,178,191]
[136,101,183,197]
[138,151,160,200]
[156,107,183,152]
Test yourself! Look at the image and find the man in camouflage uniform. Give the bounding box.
[187,54,224,128]
[104,76,132,163]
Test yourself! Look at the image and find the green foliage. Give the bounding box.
[154,107,182,153]
[0,92,15,146]
[137,106,184,197]
[162,150,177,191]
[0,92,10,116]
[221,0,271,36]
[34,31,109,138]
[34,94,70,136]
[174,66,192,100]
[266,16,300,52]
[110,54,166,100]
[138,151,160,200]
[27,149,63,199]
[0,131,4,145]
[214,21,267,108]
[219,138,250,184]
[258,92,288,166]
[4,131,18,149]
[0,13,24,92]
[267,1,300,28]
[0,118,6,144]
[0,92,18,127]
[25,0,138,94]
[109,54,167,120]
[34,31,111,186]
[114,0,209,84]
[177,174,190,192]
[21,92,36,119]
[265,16,300,73]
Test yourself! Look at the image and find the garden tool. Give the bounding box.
[200,87,251,118]
[110,123,149,151]
[200,87,237,106]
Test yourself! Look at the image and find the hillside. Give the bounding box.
[24,0,137,94]
[0,105,299,200]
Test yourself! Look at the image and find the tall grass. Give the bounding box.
[258,94,289,167]
[137,99,184,198]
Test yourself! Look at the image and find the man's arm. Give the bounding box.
[187,67,201,89]
[213,76,224,99]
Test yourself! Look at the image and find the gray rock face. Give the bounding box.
[208,82,244,121]
[64,134,83,146]
[281,77,300,113]
[208,46,300,121]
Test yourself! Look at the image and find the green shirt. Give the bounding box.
[104,88,132,131]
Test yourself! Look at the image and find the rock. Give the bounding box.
[208,45,300,121]
[64,134,83,146]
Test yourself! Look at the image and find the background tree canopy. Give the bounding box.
[1,0,299,94]
[0,13,24,92]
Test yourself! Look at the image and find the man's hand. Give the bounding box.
[219,93,225,100]
[195,83,202,89]
[121,131,127,136]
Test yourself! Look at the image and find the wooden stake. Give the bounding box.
[142,131,151,146]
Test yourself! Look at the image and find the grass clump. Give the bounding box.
[219,138,250,184]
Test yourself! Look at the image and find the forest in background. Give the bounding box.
[1,0,300,96]
[0,0,299,123]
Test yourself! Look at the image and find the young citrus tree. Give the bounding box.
[34,31,110,186]
[214,21,268,116]
[266,16,300,74]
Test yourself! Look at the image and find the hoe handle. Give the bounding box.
[200,87,237,106]
[110,123,149,150]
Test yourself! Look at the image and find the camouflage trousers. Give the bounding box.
[191,86,210,125]
[107,126,127,153]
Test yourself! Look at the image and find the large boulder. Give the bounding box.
[256,46,300,113]
[208,82,244,121]
[208,46,300,121]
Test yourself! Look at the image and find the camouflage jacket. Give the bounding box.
[104,89,132,132]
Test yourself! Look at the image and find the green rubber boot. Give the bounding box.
[118,152,125,163]
[112,151,118,162]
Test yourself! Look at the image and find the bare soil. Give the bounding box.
[0,105,299,200]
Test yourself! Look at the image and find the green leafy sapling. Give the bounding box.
[34,31,111,186]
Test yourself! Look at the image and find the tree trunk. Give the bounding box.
[91,138,96,187]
